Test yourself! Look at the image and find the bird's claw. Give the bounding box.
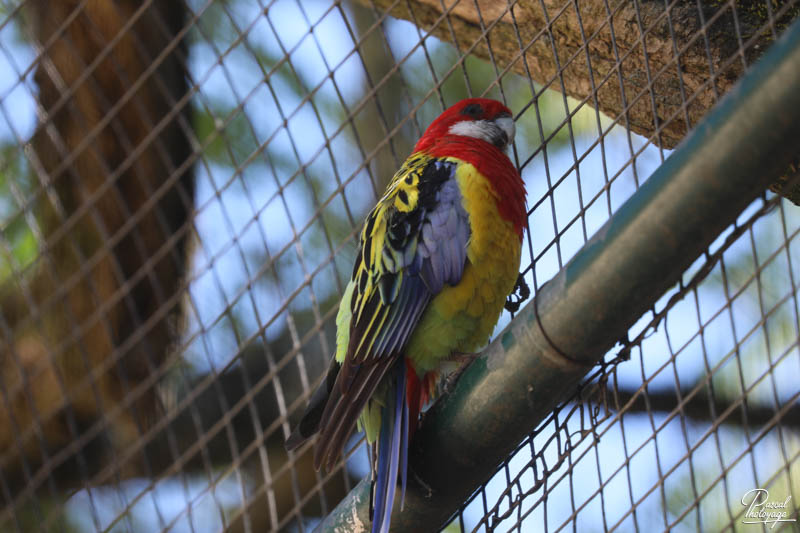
[504,273,530,317]
[442,351,479,394]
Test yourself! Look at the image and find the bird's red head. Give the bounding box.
[413,98,527,238]
[413,98,515,154]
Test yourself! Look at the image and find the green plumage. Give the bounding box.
[335,153,522,443]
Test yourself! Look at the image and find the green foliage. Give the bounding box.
[5,499,84,533]
[0,142,37,280]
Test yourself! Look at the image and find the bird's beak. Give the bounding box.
[495,115,515,149]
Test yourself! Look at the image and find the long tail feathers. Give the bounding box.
[399,385,409,510]
[370,362,409,533]
[285,357,341,451]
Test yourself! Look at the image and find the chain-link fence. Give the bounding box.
[0,0,799,531]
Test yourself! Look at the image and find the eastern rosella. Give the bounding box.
[285,98,527,532]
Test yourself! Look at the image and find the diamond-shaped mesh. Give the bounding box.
[0,0,798,531]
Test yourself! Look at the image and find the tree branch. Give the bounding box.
[356,0,800,204]
[599,384,800,430]
[0,0,194,506]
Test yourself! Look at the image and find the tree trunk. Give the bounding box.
[0,0,194,496]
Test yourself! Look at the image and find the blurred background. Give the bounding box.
[0,0,798,531]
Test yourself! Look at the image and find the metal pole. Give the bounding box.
[316,17,800,532]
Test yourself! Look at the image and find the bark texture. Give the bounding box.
[0,0,194,496]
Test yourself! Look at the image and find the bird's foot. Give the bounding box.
[504,273,530,317]
[447,351,479,365]
[442,351,479,394]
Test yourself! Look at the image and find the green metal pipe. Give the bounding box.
[316,17,800,532]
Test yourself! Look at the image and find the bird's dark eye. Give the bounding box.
[460,103,483,117]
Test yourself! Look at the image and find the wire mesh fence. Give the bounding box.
[0,0,798,531]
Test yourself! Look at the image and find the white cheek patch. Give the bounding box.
[448,120,496,143]
[448,117,516,149]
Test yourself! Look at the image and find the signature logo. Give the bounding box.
[741,489,797,528]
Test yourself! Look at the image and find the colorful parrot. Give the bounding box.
[285,98,527,532]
